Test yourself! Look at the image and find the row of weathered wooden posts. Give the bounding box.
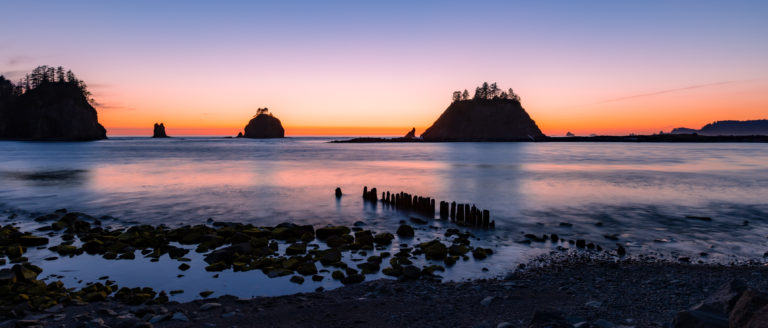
[362,186,495,228]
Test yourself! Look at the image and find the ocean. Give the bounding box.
[2,137,767,299]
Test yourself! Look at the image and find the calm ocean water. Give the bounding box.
[2,137,767,299]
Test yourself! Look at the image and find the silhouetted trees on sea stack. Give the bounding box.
[451,82,521,103]
[0,65,94,104]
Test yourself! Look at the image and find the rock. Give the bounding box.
[170,312,189,322]
[421,96,545,141]
[0,76,107,141]
[403,127,416,139]
[593,319,615,328]
[320,249,342,265]
[373,233,394,245]
[409,217,428,225]
[341,274,364,285]
[672,279,747,328]
[297,262,318,275]
[316,226,350,240]
[730,290,768,327]
[528,309,571,328]
[396,225,414,237]
[420,240,447,260]
[480,296,494,306]
[199,290,214,298]
[401,265,421,280]
[585,301,602,308]
[241,109,284,138]
[178,263,190,271]
[497,323,512,328]
[285,243,307,255]
[152,123,169,138]
[200,303,222,311]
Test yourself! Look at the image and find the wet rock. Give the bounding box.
[178,263,190,271]
[312,275,324,282]
[285,243,307,255]
[419,240,447,260]
[585,300,602,308]
[528,309,571,328]
[672,279,747,328]
[170,312,189,322]
[480,296,494,306]
[316,226,350,240]
[373,233,394,245]
[341,273,365,285]
[319,249,342,265]
[331,271,344,280]
[396,225,414,238]
[290,275,305,284]
[297,262,318,276]
[401,265,421,280]
[730,290,768,327]
[617,245,626,256]
[199,291,214,298]
[410,217,428,225]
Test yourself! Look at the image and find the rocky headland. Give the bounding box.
[240,108,284,138]
[0,67,106,141]
[671,119,768,136]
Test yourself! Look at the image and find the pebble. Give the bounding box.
[221,312,236,318]
[496,322,512,328]
[585,300,602,308]
[200,303,222,311]
[170,312,189,322]
[480,296,494,306]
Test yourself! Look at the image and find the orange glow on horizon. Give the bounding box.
[107,126,427,137]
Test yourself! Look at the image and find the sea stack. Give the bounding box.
[0,68,107,141]
[152,123,169,138]
[241,108,285,138]
[403,127,416,139]
[421,83,544,141]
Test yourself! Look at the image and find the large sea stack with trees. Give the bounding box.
[240,108,285,138]
[421,82,545,141]
[0,66,106,141]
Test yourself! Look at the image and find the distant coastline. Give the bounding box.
[332,134,768,143]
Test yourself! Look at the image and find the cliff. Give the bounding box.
[242,112,284,138]
[671,120,768,136]
[152,123,169,138]
[0,82,106,141]
[421,98,545,141]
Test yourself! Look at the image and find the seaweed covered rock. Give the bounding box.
[241,108,284,138]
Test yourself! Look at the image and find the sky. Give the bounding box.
[1,1,767,136]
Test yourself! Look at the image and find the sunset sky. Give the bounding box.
[1,1,767,136]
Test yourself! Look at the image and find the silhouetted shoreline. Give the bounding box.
[332,134,768,143]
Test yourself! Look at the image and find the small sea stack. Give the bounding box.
[403,127,416,139]
[152,122,169,138]
[241,108,285,138]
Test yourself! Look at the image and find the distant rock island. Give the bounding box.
[240,108,284,138]
[421,82,545,141]
[403,127,416,139]
[152,123,169,138]
[671,120,768,136]
[0,66,106,141]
